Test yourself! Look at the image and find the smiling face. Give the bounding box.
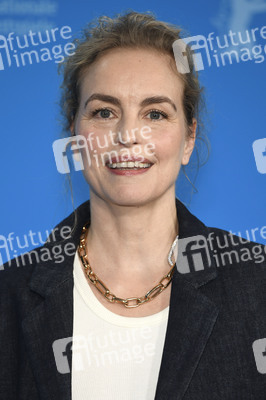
[72,47,196,207]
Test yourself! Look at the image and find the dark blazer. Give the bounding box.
[0,198,265,400]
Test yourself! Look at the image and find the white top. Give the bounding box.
[71,251,170,400]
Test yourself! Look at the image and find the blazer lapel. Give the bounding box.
[20,203,91,399]
[21,201,91,399]
[22,267,74,400]
[155,199,220,399]
[155,271,219,399]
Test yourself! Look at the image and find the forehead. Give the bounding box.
[79,48,184,104]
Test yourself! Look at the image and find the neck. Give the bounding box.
[85,192,178,284]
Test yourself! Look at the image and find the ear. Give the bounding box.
[181,118,197,165]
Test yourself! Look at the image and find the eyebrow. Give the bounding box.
[84,94,121,109]
[140,96,177,111]
[84,93,177,111]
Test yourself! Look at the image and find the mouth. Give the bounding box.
[106,161,153,170]
[105,159,154,176]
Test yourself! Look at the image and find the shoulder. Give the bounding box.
[176,211,266,309]
[0,198,91,279]
[0,202,83,306]
[197,225,266,313]
[0,249,44,322]
[205,225,266,273]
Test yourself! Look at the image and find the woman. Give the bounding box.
[1,11,265,400]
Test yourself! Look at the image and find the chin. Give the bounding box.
[106,190,157,208]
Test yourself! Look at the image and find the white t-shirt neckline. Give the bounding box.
[73,251,170,328]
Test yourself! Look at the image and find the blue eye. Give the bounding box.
[100,109,111,118]
[150,111,161,120]
[148,110,168,120]
[92,108,112,118]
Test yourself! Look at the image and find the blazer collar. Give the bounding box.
[23,198,219,400]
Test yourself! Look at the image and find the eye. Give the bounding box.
[147,109,168,120]
[92,108,114,119]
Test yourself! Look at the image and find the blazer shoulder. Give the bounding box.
[0,253,42,311]
[199,225,266,309]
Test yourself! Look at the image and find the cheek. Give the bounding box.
[153,132,185,162]
[76,116,97,136]
[77,124,111,154]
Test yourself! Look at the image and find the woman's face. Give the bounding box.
[73,48,196,207]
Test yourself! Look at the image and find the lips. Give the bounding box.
[105,156,153,170]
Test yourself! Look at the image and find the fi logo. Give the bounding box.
[172,35,211,74]
[252,138,266,174]
[0,34,12,71]
[252,338,266,374]
[52,335,91,374]
[176,235,211,274]
[52,135,91,174]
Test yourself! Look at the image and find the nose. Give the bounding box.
[115,116,141,147]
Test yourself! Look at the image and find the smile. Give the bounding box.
[106,161,152,169]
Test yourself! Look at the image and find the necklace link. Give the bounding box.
[78,223,178,308]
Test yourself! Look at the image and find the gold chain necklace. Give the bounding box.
[78,222,178,308]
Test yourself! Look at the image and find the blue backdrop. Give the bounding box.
[1,0,266,264]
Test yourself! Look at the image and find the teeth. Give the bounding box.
[107,161,152,169]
